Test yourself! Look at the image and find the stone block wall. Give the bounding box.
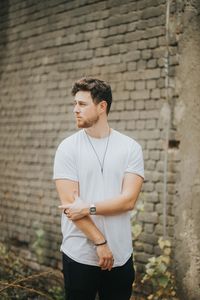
[0,0,171,266]
[0,0,199,298]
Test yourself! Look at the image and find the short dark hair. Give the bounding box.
[71,77,112,114]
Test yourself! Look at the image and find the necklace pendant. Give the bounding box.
[85,129,110,176]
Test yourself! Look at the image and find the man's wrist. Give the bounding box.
[94,240,107,247]
[93,237,106,245]
[83,207,90,216]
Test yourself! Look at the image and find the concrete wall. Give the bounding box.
[174,2,200,299]
[0,0,199,298]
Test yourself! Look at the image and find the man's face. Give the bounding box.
[73,91,100,128]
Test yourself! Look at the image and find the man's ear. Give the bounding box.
[99,100,107,114]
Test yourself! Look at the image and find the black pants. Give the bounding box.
[62,253,135,300]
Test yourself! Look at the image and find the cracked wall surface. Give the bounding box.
[174,4,200,299]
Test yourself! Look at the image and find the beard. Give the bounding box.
[75,115,99,128]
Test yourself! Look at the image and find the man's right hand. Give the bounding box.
[96,244,114,271]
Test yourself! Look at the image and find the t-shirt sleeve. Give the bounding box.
[53,142,78,181]
[125,142,144,179]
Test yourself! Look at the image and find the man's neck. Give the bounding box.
[84,122,110,139]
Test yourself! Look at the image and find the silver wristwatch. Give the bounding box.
[89,204,96,215]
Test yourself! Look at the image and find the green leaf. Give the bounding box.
[132,223,142,238]
[158,237,171,249]
[164,247,171,255]
[137,201,144,211]
[161,255,170,265]
[148,256,156,264]
[158,237,165,249]
[131,210,137,218]
[164,239,171,247]
[36,229,45,238]
[158,276,169,288]
[142,274,148,282]
[146,268,155,276]
[157,262,167,274]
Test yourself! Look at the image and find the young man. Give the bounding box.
[53,77,144,300]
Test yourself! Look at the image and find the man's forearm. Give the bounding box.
[93,173,143,216]
[72,216,105,244]
[55,180,105,243]
[93,193,136,215]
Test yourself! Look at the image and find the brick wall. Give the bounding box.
[0,0,173,271]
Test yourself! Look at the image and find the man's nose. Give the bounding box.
[73,104,80,113]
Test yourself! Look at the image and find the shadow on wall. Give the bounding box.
[0,0,9,80]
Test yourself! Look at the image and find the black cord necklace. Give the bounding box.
[85,129,111,174]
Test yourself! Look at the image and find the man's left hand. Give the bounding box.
[59,196,89,220]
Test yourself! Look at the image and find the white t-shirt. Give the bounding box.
[53,129,144,267]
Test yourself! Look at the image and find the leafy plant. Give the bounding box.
[131,200,144,240]
[141,237,178,300]
[131,198,178,300]
[0,242,64,300]
[31,221,46,264]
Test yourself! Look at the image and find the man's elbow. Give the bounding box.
[126,203,134,211]
[58,193,76,205]
[126,197,137,211]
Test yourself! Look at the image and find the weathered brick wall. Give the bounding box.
[0,0,174,275]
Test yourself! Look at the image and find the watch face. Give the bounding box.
[90,206,96,215]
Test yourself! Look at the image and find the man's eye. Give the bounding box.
[73,102,87,106]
